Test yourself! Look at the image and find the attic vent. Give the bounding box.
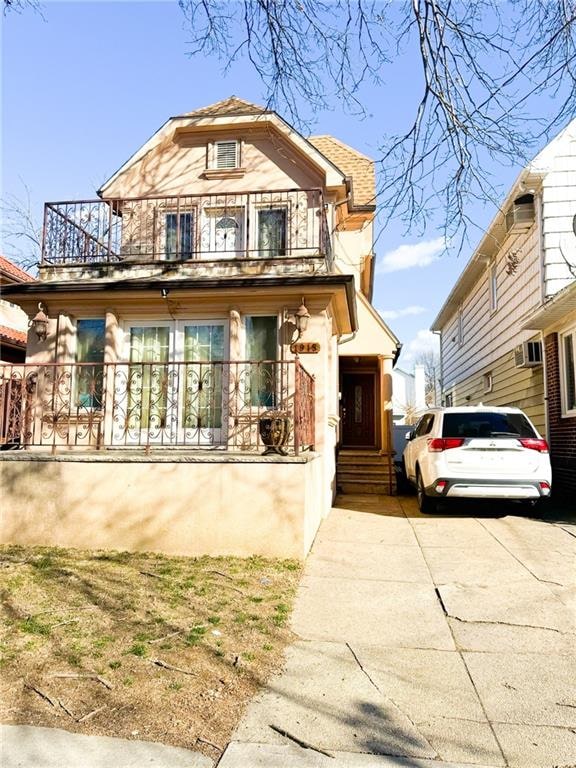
[215,140,239,169]
[505,194,535,233]
[514,340,543,368]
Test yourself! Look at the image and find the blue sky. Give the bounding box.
[0,1,559,368]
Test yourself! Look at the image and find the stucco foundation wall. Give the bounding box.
[0,454,323,560]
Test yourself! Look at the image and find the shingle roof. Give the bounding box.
[183,96,268,118]
[0,325,27,347]
[308,135,375,208]
[0,255,34,284]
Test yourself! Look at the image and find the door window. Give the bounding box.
[258,209,286,257]
[128,326,170,431]
[183,324,225,429]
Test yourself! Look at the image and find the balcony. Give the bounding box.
[41,189,331,268]
[0,360,315,454]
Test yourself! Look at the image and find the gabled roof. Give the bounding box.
[309,135,375,208]
[182,96,269,118]
[0,255,34,284]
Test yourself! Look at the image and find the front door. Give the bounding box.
[341,373,375,447]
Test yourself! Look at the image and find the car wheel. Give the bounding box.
[416,469,436,514]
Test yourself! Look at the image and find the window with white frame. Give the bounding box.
[560,327,576,415]
[490,263,498,312]
[458,307,464,345]
[215,140,240,170]
[483,371,493,393]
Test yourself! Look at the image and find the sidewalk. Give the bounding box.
[219,495,576,768]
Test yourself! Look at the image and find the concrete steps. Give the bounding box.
[336,449,396,495]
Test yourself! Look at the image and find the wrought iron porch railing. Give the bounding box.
[0,360,315,455]
[42,189,332,267]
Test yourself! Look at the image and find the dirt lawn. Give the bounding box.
[0,545,302,762]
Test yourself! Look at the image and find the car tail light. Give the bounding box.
[539,481,551,494]
[435,480,447,494]
[519,438,549,452]
[428,438,465,452]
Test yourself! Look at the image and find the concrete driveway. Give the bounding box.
[220,494,576,768]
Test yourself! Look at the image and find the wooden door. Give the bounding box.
[341,373,375,447]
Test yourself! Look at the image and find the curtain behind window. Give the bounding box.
[245,316,277,407]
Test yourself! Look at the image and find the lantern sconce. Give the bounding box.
[30,302,49,342]
[290,297,310,342]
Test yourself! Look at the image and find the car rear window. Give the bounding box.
[442,412,537,438]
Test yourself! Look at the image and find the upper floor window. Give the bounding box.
[215,140,240,170]
[165,211,194,261]
[560,327,576,416]
[458,307,464,345]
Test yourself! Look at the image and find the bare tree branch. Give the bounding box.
[179,0,576,246]
[1,182,42,274]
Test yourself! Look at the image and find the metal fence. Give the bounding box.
[42,189,331,266]
[0,360,315,455]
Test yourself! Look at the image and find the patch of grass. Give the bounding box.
[19,616,51,636]
[128,643,147,657]
[0,543,302,755]
[185,625,207,646]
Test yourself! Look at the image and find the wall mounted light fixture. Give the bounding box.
[291,298,310,341]
[30,302,49,342]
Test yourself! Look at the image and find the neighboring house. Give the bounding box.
[392,365,426,425]
[431,120,576,493]
[0,255,33,364]
[0,97,400,558]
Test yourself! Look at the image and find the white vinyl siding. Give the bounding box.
[441,226,541,386]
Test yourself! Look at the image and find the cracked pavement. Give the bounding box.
[219,495,576,768]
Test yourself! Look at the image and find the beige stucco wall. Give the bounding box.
[0,453,323,559]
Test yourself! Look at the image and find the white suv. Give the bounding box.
[402,406,552,513]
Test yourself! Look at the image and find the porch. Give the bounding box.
[0,359,315,455]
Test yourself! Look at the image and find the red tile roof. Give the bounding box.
[0,325,27,347]
[0,255,34,283]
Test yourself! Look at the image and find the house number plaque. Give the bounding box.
[290,342,321,354]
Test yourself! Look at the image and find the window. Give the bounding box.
[245,316,277,407]
[215,140,239,169]
[458,307,464,345]
[76,319,105,408]
[258,209,286,257]
[442,411,537,439]
[490,263,498,312]
[165,211,194,260]
[444,393,453,407]
[201,208,245,256]
[560,328,576,415]
[483,372,493,393]
[415,413,434,437]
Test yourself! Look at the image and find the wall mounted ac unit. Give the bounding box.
[514,340,543,368]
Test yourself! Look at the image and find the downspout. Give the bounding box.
[433,329,443,406]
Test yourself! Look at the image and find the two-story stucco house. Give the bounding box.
[431,120,576,494]
[0,97,400,558]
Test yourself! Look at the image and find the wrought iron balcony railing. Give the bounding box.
[0,360,315,455]
[42,189,331,267]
